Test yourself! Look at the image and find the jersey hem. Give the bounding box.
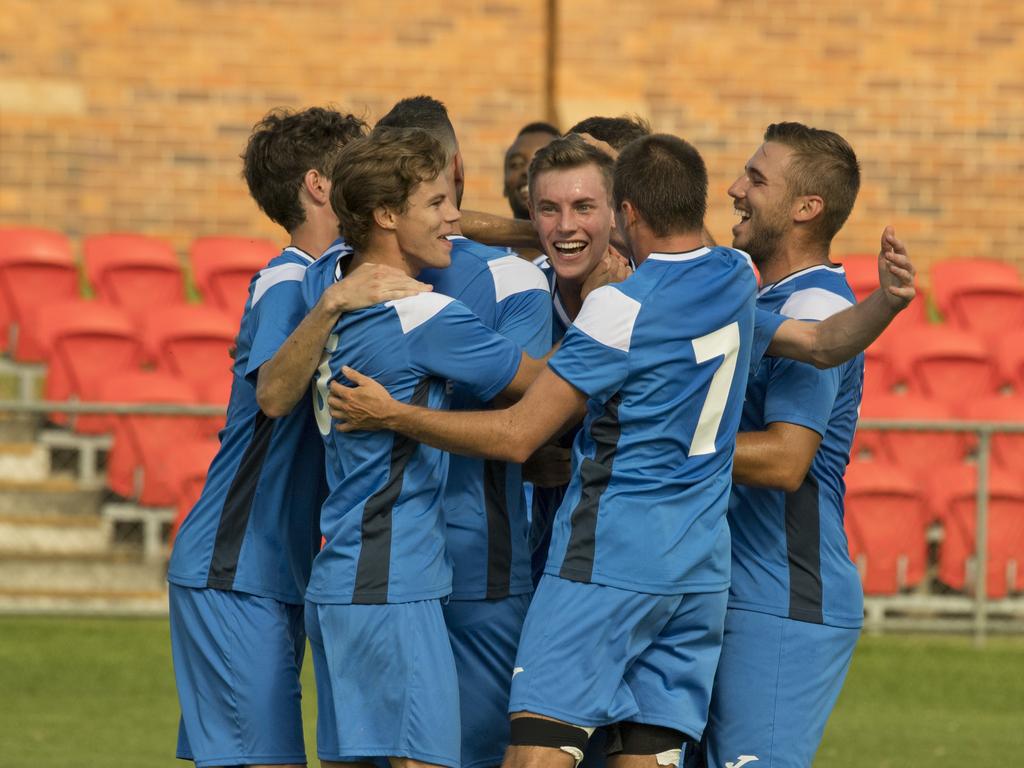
[305,583,452,605]
[318,748,456,768]
[448,581,533,601]
[188,753,306,768]
[551,566,730,596]
[726,599,865,629]
[166,574,305,606]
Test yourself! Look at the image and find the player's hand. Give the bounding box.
[877,226,915,311]
[581,246,633,301]
[522,445,571,488]
[328,367,396,432]
[323,262,432,315]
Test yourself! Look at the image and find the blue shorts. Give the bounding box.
[703,608,860,768]
[510,575,727,739]
[306,598,461,767]
[168,584,306,767]
[444,593,531,768]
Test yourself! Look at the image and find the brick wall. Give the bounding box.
[1,0,1021,277]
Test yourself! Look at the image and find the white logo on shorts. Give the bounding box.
[512,666,525,678]
[725,757,759,768]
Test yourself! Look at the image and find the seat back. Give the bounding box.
[83,233,186,317]
[930,258,1022,317]
[0,228,75,352]
[190,236,277,312]
[0,259,81,359]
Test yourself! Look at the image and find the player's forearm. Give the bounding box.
[382,401,538,463]
[460,210,539,249]
[768,287,900,370]
[809,288,900,368]
[256,300,339,418]
[732,432,807,492]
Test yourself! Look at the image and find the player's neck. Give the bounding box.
[350,235,417,277]
[758,239,832,286]
[630,229,703,267]
[555,274,584,320]
[288,218,338,261]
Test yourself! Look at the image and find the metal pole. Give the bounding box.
[974,428,991,649]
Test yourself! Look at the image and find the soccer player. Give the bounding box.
[167,107,425,768]
[504,121,561,220]
[326,133,917,768]
[702,123,881,768]
[301,126,548,768]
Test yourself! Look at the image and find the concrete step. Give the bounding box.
[0,411,43,442]
[0,477,105,517]
[0,551,167,593]
[0,441,50,482]
[0,586,168,616]
[0,512,111,555]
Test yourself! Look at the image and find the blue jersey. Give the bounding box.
[168,246,326,605]
[545,246,773,594]
[420,237,551,600]
[302,254,523,605]
[728,264,865,628]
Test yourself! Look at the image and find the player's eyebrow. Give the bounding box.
[428,193,447,205]
[746,164,767,182]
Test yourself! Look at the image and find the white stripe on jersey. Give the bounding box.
[283,246,315,264]
[758,264,845,297]
[779,287,853,320]
[647,247,710,262]
[252,262,306,307]
[572,285,641,353]
[487,254,550,303]
[386,292,455,334]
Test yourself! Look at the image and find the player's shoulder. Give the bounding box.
[572,284,643,352]
[385,292,459,334]
[766,264,854,320]
[251,246,315,306]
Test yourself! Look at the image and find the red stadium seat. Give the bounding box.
[82,233,186,319]
[947,285,1024,343]
[856,393,967,489]
[0,228,77,355]
[960,396,1024,472]
[32,301,144,431]
[844,461,929,595]
[141,304,236,384]
[994,329,1024,393]
[933,464,1024,598]
[929,258,1022,318]
[189,236,278,314]
[887,325,998,407]
[102,372,206,506]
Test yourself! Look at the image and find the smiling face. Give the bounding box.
[393,172,461,271]
[530,163,613,284]
[504,131,558,219]
[728,141,797,265]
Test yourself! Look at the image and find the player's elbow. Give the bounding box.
[507,439,534,465]
[255,384,290,419]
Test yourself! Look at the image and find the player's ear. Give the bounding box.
[618,199,639,231]
[373,205,398,232]
[304,169,330,205]
[793,195,824,224]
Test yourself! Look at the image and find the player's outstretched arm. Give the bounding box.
[460,210,540,250]
[329,366,586,463]
[767,226,915,369]
[256,263,431,418]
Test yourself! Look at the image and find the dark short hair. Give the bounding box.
[330,127,449,252]
[377,95,458,156]
[764,122,860,244]
[568,115,651,151]
[241,107,367,232]
[613,134,707,236]
[527,134,615,203]
[516,121,561,139]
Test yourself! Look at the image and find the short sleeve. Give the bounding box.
[493,261,552,358]
[763,356,843,437]
[751,307,787,366]
[402,295,522,403]
[547,285,638,404]
[244,264,308,380]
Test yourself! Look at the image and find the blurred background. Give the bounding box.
[1,1,1023,766]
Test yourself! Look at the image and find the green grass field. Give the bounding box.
[1,616,1021,767]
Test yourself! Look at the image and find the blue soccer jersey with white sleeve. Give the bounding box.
[301,254,524,605]
[545,246,763,594]
[420,237,551,600]
[168,246,327,604]
[728,265,865,627]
